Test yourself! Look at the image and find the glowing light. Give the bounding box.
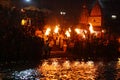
[83,34,86,39]
[65,30,70,37]
[35,29,42,38]
[21,19,27,26]
[45,28,51,36]
[111,15,117,19]
[54,25,59,33]
[87,61,94,67]
[84,30,87,34]
[68,28,71,32]
[25,0,31,2]
[102,29,106,33]
[118,37,120,43]
[60,11,66,15]
[75,28,81,34]
[89,23,94,34]
[38,58,97,80]
[117,58,120,69]
[75,28,86,39]
[118,58,120,61]
[63,60,71,69]
[21,9,25,12]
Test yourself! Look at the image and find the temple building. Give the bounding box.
[79,0,102,31]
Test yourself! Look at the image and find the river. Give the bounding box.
[1,57,120,80]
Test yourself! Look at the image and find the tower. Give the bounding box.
[88,0,102,31]
[79,0,89,28]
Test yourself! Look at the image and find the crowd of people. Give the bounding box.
[35,28,119,60]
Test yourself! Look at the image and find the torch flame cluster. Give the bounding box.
[65,27,72,38]
[44,23,101,39]
[54,25,59,33]
[75,28,87,39]
[65,30,70,38]
[45,28,51,36]
[75,28,81,34]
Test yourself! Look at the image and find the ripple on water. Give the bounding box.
[3,58,120,80]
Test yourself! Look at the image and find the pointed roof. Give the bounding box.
[90,0,102,16]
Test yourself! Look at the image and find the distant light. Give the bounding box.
[102,29,106,33]
[111,15,117,19]
[21,19,27,26]
[25,0,31,2]
[21,9,25,12]
[60,11,66,15]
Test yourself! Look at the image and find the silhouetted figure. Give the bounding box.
[44,40,50,58]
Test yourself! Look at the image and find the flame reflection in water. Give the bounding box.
[11,58,120,80]
[38,58,98,80]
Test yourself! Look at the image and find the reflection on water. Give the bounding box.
[12,69,40,79]
[8,58,120,80]
[38,58,97,80]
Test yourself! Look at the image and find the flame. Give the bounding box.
[75,28,86,39]
[83,34,86,39]
[45,28,51,36]
[54,25,59,33]
[89,23,94,34]
[65,30,70,37]
[75,28,81,34]
[68,28,71,32]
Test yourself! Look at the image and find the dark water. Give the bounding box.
[1,58,120,80]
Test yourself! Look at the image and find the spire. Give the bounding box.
[90,0,102,17]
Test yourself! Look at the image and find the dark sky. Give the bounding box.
[14,0,119,12]
[14,0,120,16]
[16,0,120,18]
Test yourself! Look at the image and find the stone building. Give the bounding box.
[79,0,102,31]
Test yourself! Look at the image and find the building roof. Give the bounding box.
[90,0,102,17]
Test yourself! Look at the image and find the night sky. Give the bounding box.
[13,0,120,15]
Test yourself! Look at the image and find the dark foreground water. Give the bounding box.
[1,58,120,80]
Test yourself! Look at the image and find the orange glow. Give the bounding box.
[118,37,120,44]
[75,28,86,39]
[38,58,97,80]
[82,34,86,39]
[68,28,71,32]
[45,28,51,36]
[65,30,70,37]
[54,25,59,33]
[75,28,81,34]
[89,23,94,34]
[102,29,106,33]
[35,29,42,37]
